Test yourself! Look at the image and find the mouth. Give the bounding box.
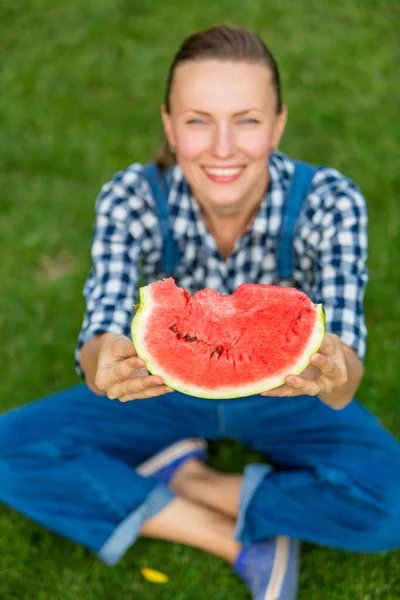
[202,166,246,183]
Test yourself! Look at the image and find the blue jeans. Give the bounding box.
[0,384,399,565]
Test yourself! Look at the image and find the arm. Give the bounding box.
[79,333,107,395]
[75,166,170,400]
[263,172,368,409]
[74,170,142,381]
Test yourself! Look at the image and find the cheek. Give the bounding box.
[175,130,209,159]
[238,130,273,158]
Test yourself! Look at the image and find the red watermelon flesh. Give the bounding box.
[131,278,325,399]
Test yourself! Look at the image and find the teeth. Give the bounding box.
[204,167,243,177]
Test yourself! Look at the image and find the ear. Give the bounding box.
[271,105,288,150]
[161,105,177,148]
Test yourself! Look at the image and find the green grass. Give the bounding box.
[1,0,400,598]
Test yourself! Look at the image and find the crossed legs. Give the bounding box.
[140,459,243,563]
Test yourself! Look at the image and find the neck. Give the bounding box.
[202,205,258,240]
[200,170,269,244]
[198,172,269,261]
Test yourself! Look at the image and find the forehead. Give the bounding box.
[169,60,275,113]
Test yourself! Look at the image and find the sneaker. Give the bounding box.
[136,438,208,485]
[233,536,300,600]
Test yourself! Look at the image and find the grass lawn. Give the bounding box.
[1,0,399,598]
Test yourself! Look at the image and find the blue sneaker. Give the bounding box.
[234,536,300,600]
[136,439,208,485]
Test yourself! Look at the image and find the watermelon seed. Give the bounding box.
[170,325,177,332]
[177,333,183,339]
[210,346,223,358]
[190,336,197,342]
[184,334,190,341]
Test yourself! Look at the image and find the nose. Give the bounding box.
[211,121,236,158]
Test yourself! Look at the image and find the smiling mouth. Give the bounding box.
[202,166,246,182]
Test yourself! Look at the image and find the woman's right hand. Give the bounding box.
[94,333,173,401]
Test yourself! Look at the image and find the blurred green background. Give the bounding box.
[0,1,399,598]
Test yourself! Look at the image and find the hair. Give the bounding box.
[155,25,283,168]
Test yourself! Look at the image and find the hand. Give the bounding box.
[261,333,348,398]
[94,333,173,402]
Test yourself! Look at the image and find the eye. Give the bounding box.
[186,118,207,125]
[239,118,260,125]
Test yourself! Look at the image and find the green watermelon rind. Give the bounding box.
[131,286,326,400]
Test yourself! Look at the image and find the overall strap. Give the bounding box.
[277,160,317,285]
[141,162,179,276]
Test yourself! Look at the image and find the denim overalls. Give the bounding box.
[1,161,399,565]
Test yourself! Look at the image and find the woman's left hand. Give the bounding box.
[261,332,348,398]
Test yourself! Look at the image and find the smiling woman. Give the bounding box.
[0,23,399,600]
[161,61,286,221]
[158,28,287,243]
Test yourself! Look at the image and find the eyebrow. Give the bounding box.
[182,108,261,117]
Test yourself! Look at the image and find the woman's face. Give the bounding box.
[162,60,287,216]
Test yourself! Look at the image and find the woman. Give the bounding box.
[1,25,399,600]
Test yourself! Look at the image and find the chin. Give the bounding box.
[210,197,244,213]
[205,187,243,205]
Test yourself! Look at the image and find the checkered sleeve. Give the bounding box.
[310,170,368,360]
[74,165,160,378]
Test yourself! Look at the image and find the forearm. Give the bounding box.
[318,344,364,409]
[79,334,108,395]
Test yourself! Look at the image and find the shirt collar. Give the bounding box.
[168,152,292,243]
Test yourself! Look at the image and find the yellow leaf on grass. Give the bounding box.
[140,568,169,584]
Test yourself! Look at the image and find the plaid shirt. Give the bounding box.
[75,151,368,377]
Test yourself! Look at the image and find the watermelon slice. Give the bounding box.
[131,278,325,399]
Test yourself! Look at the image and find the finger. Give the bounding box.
[127,367,149,379]
[95,357,146,390]
[118,385,174,402]
[261,385,300,397]
[310,354,336,375]
[311,355,347,385]
[284,376,323,396]
[107,375,165,400]
[317,334,337,356]
[115,374,166,397]
[107,336,138,360]
[315,376,333,394]
[113,357,146,380]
